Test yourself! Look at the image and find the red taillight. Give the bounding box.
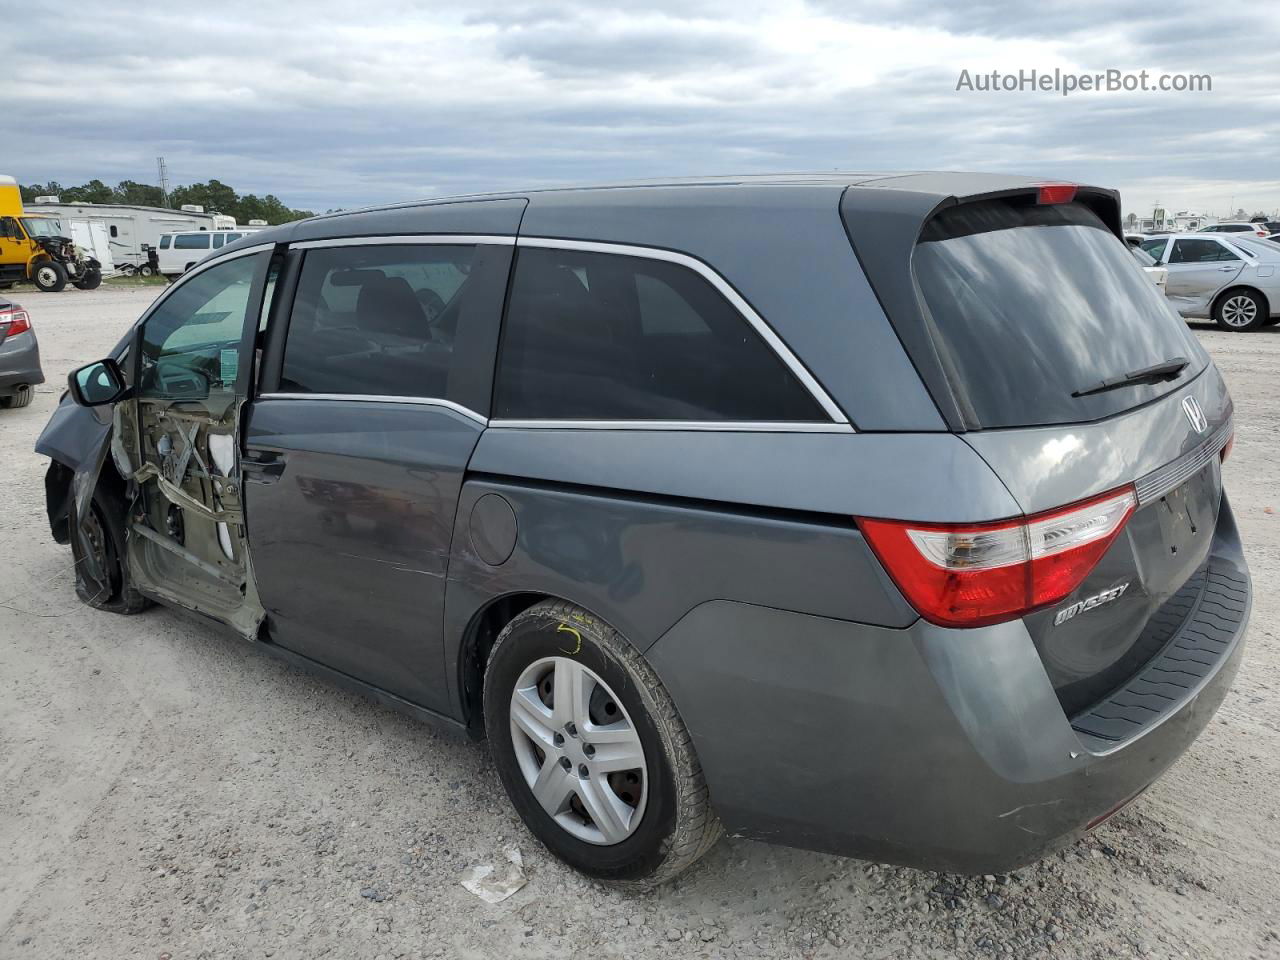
[1221,432,1234,463]
[0,307,30,337]
[1036,183,1077,205]
[858,487,1137,628]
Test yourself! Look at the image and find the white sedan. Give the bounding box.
[1138,234,1280,332]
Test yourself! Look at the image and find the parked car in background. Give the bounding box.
[39,174,1248,884]
[1197,221,1270,238]
[1130,243,1168,292]
[155,230,248,277]
[0,294,44,407]
[1140,233,1280,330]
[1248,217,1280,235]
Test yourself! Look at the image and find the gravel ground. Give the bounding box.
[2,286,1278,960]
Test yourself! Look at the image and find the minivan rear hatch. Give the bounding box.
[843,183,1233,721]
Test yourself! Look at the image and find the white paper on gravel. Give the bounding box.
[460,845,527,903]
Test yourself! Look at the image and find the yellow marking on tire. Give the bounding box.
[557,623,582,654]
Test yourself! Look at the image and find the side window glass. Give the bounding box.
[494,247,825,422]
[1139,239,1167,261]
[174,234,212,250]
[1211,244,1242,262]
[138,254,262,398]
[280,244,477,398]
[159,236,171,250]
[212,234,225,249]
[1170,239,1218,264]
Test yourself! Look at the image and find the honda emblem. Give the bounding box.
[1182,396,1208,434]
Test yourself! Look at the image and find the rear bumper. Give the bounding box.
[0,329,45,391]
[646,504,1250,873]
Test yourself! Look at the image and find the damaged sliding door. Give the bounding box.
[124,248,272,636]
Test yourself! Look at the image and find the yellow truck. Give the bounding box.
[1,175,103,292]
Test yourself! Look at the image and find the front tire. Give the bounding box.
[73,266,103,290]
[71,485,153,614]
[484,600,721,885]
[1214,288,1266,331]
[31,260,67,292]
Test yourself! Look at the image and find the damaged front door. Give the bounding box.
[125,249,272,636]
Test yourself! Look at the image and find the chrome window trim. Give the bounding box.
[291,234,516,250]
[487,419,854,433]
[254,391,488,426]
[514,236,851,426]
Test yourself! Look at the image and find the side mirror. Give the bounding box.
[68,358,129,406]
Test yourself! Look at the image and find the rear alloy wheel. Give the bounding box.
[1214,289,1266,331]
[484,600,721,885]
[31,260,67,292]
[509,656,649,846]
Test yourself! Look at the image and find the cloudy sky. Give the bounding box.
[7,0,1279,217]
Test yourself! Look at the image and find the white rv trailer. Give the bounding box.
[28,198,233,274]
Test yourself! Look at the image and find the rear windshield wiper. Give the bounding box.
[1071,357,1189,398]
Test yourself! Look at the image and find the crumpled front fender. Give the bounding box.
[35,393,115,580]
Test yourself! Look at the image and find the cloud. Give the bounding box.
[4,1,1278,216]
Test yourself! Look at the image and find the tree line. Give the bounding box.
[18,178,315,226]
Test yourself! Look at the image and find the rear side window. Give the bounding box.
[159,236,171,249]
[1170,238,1240,263]
[494,248,824,421]
[212,234,225,249]
[174,234,211,250]
[912,201,1206,429]
[280,244,477,398]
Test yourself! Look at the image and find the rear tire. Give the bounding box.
[31,260,67,292]
[1213,288,1266,331]
[71,485,153,614]
[138,264,154,277]
[483,600,721,886]
[0,384,33,408]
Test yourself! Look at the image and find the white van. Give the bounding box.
[155,230,247,277]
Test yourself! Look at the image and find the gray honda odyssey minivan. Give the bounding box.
[38,173,1249,885]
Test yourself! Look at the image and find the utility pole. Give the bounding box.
[157,157,170,208]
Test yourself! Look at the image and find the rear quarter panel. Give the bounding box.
[443,428,1022,720]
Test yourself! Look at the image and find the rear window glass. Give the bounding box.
[494,248,825,421]
[912,202,1206,429]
